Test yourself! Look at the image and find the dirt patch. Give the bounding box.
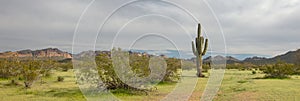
[188,91,203,101]
[233,92,259,101]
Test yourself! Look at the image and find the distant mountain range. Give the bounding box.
[201,49,300,65]
[242,49,300,65]
[0,48,299,65]
[202,56,241,64]
[129,49,271,60]
[0,48,72,59]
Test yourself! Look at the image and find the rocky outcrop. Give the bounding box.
[203,55,241,64]
[0,48,72,59]
[244,49,300,65]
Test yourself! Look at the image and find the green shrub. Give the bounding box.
[252,70,257,75]
[57,76,64,82]
[92,48,181,91]
[20,59,42,88]
[293,65,300,75]
[0,58,55,88]
[60,62,72,72]
[181,60,195,70]
[262,61,295,79]
[237,80,248,83]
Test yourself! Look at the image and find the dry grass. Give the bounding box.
[1,69,300,101]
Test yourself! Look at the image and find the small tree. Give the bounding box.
[21,59,41,88]
[93,48,182,91]
[0,58,22,85]
[263,61,294,79]
[39,59,56,84]
[8,59,22,85]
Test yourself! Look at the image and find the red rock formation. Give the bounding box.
[0,48,72,59]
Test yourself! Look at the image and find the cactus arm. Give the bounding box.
[201,37,204,46]
[197,23,201,38]
[202,39,208,56]
[195,37,199,50]
[192,41,198,56]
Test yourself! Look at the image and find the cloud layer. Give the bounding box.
[0,0,299,56]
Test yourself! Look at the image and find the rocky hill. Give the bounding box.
[1,48,299,65]
[0,48,72,59]
[202,49,300,65]
[244,49,300,65]
[243,56,269,65]
[203,55,241,64]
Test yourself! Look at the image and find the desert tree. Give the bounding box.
[39,59,56,84]
[20,59,42,88]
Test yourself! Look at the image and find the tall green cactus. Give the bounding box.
[192,23,208,77]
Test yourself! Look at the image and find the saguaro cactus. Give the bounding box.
[192,23,208,77]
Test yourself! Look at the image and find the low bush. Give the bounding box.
[252,70,257,75]
[91,48,182,92]
[262,61,294,79]
[57,76,64,82]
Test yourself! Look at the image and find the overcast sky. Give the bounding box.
[0,0,299,57]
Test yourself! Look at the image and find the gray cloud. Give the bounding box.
[0,0,91,52]
[208,0,300,56]
[0,0,299,57]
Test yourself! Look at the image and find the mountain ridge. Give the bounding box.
[0,48,299,65]
[0,48,72,59]
[202,49,300,65]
